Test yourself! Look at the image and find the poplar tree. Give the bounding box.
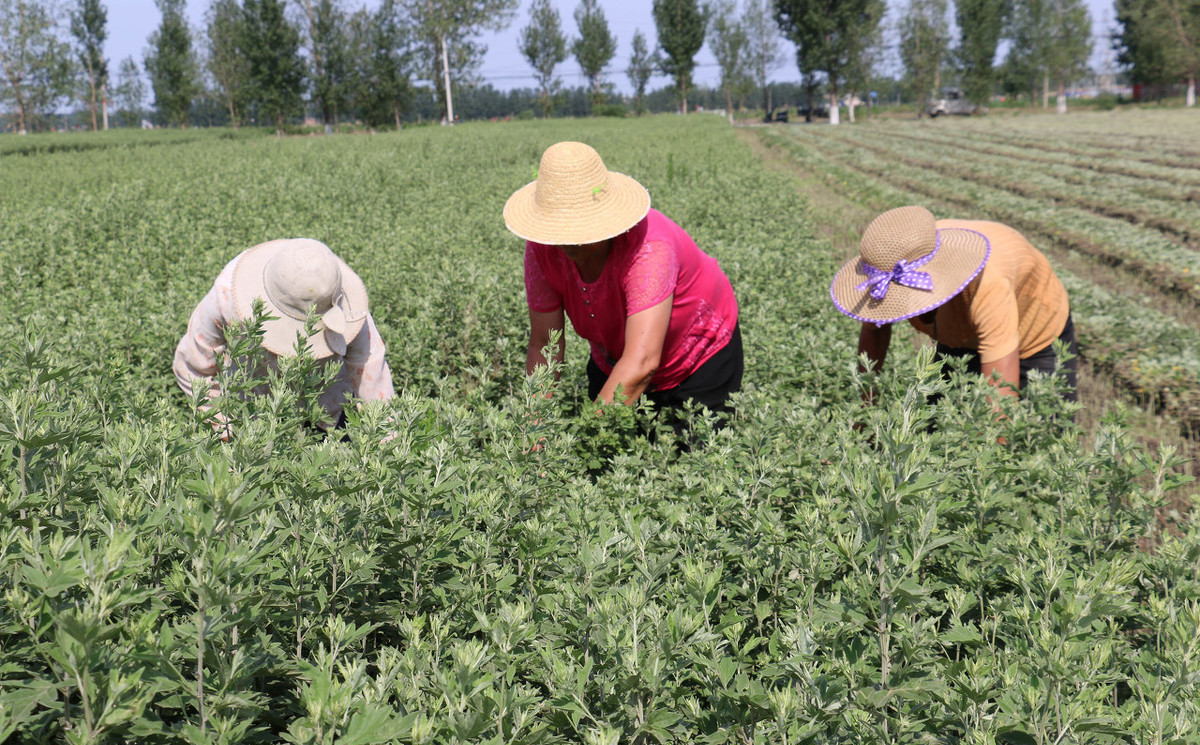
[113,55,145,127]
[898,0,950,116]
[1005,0,1088,111]
[401,0,517,124]
[708,0,748,120]
[352,0,412,128]
[1115,0,1169,95]
[653,0,707,114]
[295,0,351,133]
[775,0,884,124]
[1118,0,1199,107]
[145,0,198,127]
[242,0,305,132]
[741,0,780,112]
[70,0,107,130]
[627,28,656,115]
[572,0,616,103]
[1044,0,1092,113]
[955,0,1006,107]
[0,0,72,134]
[205,0,249,127]
[519,0,566,118]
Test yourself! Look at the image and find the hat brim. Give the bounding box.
[830,228,991,326]
[232,239,369,358]
[503,171,651,245]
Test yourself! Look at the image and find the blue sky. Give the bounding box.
[104,0,1118,94]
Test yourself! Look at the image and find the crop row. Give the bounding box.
[926,125,1200,172]
[947,107,1200,147]
[861,124,1200,193]
[762,125,1200,432]
[857,128,1200,235]
[787,126,1200,306]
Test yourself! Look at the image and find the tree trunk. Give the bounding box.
[1042,70,1050,109]
[829,93,839,125]
[102,86,108,130]
[725,86,733,125]
[1056,79,1067,114]
[1188,75,1196,108]
[681,77,689,115]
[394,105,401,130]
[441,34,454,125]
[226,94,237,128]
[87,60,99,131]
[848,94,856,123]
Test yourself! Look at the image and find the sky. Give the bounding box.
[103,0,1119,95]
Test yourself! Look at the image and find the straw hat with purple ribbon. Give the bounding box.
[503,141,651,246]
[232,238,370,358]
[830,206,991,326]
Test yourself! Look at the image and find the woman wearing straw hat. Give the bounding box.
[174,238,395,437]
[830,206,1077,401]
[504,141,742,420]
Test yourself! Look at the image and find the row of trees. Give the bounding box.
[512,0,1098,123]
[3,0,1196,133]
[0,0,147,134]
[1116,0,1200,106]
[896,0,1094,116]
[145,0,508,130]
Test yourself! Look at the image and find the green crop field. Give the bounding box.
[2,115,1199,744]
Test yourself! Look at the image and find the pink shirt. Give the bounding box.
[174,253,395,427]
[525,209,739,390]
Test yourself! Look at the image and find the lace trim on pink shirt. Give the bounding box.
[624,240,677,315]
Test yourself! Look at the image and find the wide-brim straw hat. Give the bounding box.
[503,141,651,245]
[232,238,369,358]
[830,206,991,326]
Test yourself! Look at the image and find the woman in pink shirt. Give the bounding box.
[504,141,741,420]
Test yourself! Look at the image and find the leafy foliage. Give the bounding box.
[0,116,1197,743]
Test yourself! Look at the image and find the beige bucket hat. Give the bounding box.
[830,206,991,325]
[232,238,369,358]
[503,141,651,245]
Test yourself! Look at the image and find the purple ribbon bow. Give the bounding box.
[855,239,938,300]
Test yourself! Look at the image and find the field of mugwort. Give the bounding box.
[1,115,1198,744]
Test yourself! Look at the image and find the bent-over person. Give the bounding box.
[504,141,742,422]
[174,238,394,437]
[830,206,1076,401]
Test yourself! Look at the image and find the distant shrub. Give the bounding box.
[594,103,628,118]
[1091,93,1121,110]
[516,109,536,120]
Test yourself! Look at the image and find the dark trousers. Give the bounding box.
[587,323,744,421]
[935,314,1078,402]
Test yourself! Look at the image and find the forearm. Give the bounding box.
[858,322,892,373]
[526,336,564,377]
[597,355,658,405]
[980,354,1020,399]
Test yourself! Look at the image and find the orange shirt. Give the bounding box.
[908,220,1069,363]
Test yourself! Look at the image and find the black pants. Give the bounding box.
[935,314,1078,402]
[587,323,744,419]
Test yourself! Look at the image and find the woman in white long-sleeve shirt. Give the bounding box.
[174,238,394,437]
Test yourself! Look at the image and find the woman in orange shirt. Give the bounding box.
[830,206,1076,401]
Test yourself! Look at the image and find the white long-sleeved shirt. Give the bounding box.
[173,254,395,427]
